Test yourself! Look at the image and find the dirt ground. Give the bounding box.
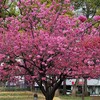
[91,96,100,100]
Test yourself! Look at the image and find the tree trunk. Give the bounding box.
[85,2,90,18]
[55,89,60,97]
[63,79,66,95]
[35,77,63,100]
[82,78,84,100]
[72,78,79,97]
[45,94,54,100]
[84,78,88,96]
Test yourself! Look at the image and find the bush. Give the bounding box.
[0,87,30,91]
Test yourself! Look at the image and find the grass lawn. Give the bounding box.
[0,91,92,100]
[0,91,45,100]
[60,95,91,100]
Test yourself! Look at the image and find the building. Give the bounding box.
[62,79,100,95]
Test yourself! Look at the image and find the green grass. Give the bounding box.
[0,91,45,100]
[60,95,91,100]
[0,91,92,100]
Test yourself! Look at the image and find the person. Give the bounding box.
[34,93,38,100]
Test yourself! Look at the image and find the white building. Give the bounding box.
[63,79,100,95]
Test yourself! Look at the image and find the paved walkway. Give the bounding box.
[53,97,61,100]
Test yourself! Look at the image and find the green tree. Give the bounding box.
[0,0,19,19]
[71,0,100,18]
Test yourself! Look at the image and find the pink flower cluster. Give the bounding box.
[93,15,100,21]
[78,15,87,22]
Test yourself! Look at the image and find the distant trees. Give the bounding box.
[0,0,19,18]
[71,0,100,18]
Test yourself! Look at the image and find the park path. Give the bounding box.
[53,97,61,100]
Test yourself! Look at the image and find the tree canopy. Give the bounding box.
[71,0,100,18]
[0,0,100,100]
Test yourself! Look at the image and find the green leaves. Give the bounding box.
[71,0,100,18]
[0,0,20,18]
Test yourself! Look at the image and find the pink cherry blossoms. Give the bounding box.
[93,15,100,21]
[0,0,100,100]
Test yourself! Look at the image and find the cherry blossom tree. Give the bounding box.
[0,0,100,100]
